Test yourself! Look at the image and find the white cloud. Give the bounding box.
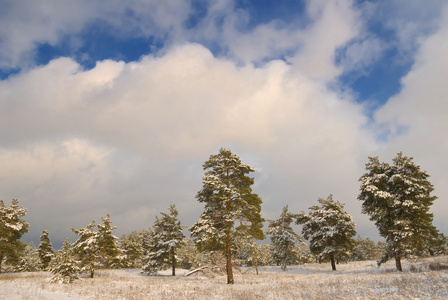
[188,0,365,84]
[0,139,110,195]
[223,20,302,63]
[0,42,380,243]
[338,36,385,73]
[286,0,361,82]
[0,139,113,243]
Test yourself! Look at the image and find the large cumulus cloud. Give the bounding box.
[0,42,376,244]
[1,0,448,246]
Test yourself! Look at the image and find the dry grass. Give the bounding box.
[1,256,448,299]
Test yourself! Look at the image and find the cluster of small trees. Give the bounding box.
[1,149,446,285]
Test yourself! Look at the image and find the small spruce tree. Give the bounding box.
[72,220,99,278]
[430,233,448,256]
[235,237,271,274]
[72,214,119,277]
[141,205,186,276]
[97,214,120,268]
[38,230,54,269]
[351,236,385,261]
[176,237,209,270]
[50,239,81,283]
[267,205,305,271]
[119,230,149,268]
[296,195,357,271]
[15,242,42,272]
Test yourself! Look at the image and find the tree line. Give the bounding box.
[1,148,447,284]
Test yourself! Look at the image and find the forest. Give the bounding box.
[1,149,447,293]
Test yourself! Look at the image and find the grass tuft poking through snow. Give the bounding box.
[1,256,448,299]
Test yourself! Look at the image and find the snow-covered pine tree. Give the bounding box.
[50,239,81,283]
[119,230,149,268]
[235,236,271,274]
[295,243,315,264]
[0,199,29,273]
[176,237,211,270]
[296,195,357,271]
[429,233,448,256]
[190,148,264,284]
[429,233,448,255]
[252,244,272,268]
[267,205,305,270]
[38,230,54,270]
[72,220,99,278]
[15,242,42,272]
[141,205,186,276]
[72,214,120,277]
[350,236,385,261]
[97,214,120,268]
[358,152,439,271]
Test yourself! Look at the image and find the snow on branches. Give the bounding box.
[267,205,306,271]
[141,205,186,276]
[296,195,356,271]
[71,214,119,278]
[0,199,29,273]
[358,152,439,271]
[190,148,264,284]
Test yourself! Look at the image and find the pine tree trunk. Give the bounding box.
[90,261,95,278]
[226,229,234,284]
[281,245,288,271]
[224,171,234,285]
[395,251,403,272]
[171,247,176,276]
[0,254,3,273]
[330,254,336,271]
[255,246,259,275]
[255,256,259,275]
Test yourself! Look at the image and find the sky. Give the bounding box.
[1,0,448,248]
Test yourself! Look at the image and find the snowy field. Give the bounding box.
[1,256,448,300]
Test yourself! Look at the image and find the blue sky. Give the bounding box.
[1,0,448,247]
[2,0,432,108]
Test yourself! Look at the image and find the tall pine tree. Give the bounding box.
[141,205,185,276]
[190,148,264,284]
[296,195,356,271]
[97,214,120,268]
[267,205,305,271]
[358,152,439,271]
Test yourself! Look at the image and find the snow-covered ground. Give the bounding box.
[1,256,448,299]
